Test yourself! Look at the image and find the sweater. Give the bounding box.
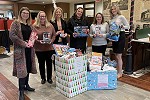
[34,24,56,51]
[89,22,109,46]
[110,15,129,31]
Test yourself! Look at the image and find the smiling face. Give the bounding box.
[76,8,83,19]
[111,6,118,16]
[39,12,46,24]
[21,10,29,21]
[55,8,62,19]
[96,14,103,24]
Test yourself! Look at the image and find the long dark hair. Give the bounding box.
[72,7,85,20]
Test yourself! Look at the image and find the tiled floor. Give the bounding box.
[0,52,150,100]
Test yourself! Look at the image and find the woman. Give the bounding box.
[67,7,90,54]
[89,13,109,55]
[9,7,37,100]
[109,5,129,78]
[50,7,68,45]
[33,11,56,84]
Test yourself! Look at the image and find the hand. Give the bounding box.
[93,34,97,38]
[25,42,31,48]
[35,35,38,40]
[98,34,103,37]
[64,33,67,38]
[56,31,61,35]
[39,40,44,44]
[120,25,124,29]
[86,29,89,34]
[73,32,78,38]
[60,33,67,38]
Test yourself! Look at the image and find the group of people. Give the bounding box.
[9,5,129,100]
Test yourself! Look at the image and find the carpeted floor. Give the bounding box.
[118,72,150,91]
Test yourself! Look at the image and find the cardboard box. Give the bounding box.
[87,70,117,90]
[55,55,88,98]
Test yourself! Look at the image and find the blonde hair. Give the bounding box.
[33,11,50,28]
[18,7,32,25]
[109,5,121,19]
[51,7,64,22]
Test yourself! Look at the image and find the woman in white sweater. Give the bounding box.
[89,13,109,55]
[109,5,129,78]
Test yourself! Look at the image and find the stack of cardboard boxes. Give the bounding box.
[55,55,87,98]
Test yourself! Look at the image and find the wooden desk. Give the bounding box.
[132,38,150,71]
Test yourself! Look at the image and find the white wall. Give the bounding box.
[95,1,103,14]
[69,1,103,18]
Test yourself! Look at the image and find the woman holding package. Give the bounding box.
[50,7,68,45]
[89,13,109,55]
[33,11,56,84]
[9,7,37,100]
[109,5,129,78]
[67,7,90,54]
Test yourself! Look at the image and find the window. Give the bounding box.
[75,2,95,17]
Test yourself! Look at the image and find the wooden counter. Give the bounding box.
[132,37,150,71]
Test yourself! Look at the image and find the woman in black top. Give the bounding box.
[9,7,37,100]
[50,7,68,45]
[67,7,90,54]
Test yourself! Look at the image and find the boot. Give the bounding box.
[19,91,25,100]
[25,84,35,91]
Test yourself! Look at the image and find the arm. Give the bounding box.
[121,15,130,30]
[89,24,95,38]
[50,25,56,44]
[67,18,74,37]
[104,22,110,38]
[9,21,27,48]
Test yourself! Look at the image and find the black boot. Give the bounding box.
[24,73,35,91]
[25,84,35,91]
[19,90,25,100]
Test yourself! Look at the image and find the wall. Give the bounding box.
[102,0,150,29]
[95,1,103,14]
[18,3,70,21]
[57,3,70,21]
[134,0,150,29]
[18,3,45,11]
[45,4,53,21]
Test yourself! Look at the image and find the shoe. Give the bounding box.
[41,79,46,84]
[117,74,123,79]
[47,79,53,84]
[25,85,35,91]
[19,91,25,100]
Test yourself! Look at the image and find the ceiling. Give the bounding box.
[9,0,94,4]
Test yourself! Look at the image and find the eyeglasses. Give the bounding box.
[22,12,29,15]
[40,16,46,18]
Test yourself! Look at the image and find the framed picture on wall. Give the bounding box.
[0,13,4,18]
[111,0,128,10]
[143,24,150,29]
[103,0,111,10]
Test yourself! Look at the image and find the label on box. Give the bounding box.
[98,74,108,87]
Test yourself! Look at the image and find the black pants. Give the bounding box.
[19,74,29,91]
[36,51,54,80]
[92,45,107,56]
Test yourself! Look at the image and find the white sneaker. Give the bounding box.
[3,50,8,55]
[7,51,13,56]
